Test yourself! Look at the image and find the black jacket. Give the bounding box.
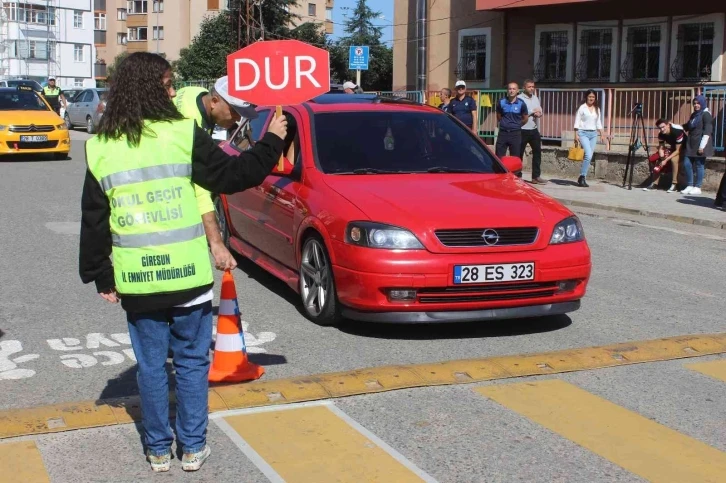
[79,125,284,313]
[683,110,715,158]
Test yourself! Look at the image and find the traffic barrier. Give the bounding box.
[704,85,726,152]
[209,270,265,383]
[375,90,426,104]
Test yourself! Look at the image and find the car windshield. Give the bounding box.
[313,111,504,175]
[7,80,41,91]
[0,91,49,111]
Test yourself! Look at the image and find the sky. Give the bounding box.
[329,0,395,44]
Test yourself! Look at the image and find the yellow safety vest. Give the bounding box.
[85,119,213,295]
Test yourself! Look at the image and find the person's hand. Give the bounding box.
[698,148,704,155]
[211,243,237,271]
[99,289,119,304]
[268,114,288,141]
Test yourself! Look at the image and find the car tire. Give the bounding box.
[86,116,95,134]
[299,234,340,326]
[213,195,230,249]
[64,113,72,130]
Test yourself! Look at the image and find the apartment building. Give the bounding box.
[0,0,95,88]
[288,0,334,35]
[93,0,228,82]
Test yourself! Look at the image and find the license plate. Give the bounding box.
[20,135,48,142]
[454,263,535,284]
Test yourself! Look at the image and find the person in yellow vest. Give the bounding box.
[79,52,287,473]
[42,77,66,116]
[173,77,259,272]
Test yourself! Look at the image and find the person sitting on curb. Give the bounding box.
[643,118,685,192]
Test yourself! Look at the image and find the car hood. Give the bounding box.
[322,174,573,252]
[0,110,62,125]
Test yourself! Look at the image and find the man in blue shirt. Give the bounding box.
[495,82,528,158]
[449,81,478,132]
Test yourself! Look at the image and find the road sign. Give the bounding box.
[348,46,369,71]
[227,40,331,106]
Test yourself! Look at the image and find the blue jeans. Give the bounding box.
[127,302,213,456]
[578,130,598,177]
[683,156,706,187]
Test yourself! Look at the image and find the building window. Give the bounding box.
[152,0,163,12]
[94,13,107,30]
[621,26,661,81]
[457,35,487,82]
[576,29,612,82]
[128,27,148,41]
[152,26,164,40]
[74,44,84,62]
[535,31,569,81]
[127,0,148,14]
[7,4,56,25]
[671,23,714,81]
[117,8,127,20]
[326,7,332,21]
[74,10,83,28]
[117,32,128,44]
[74,78,84,88]
[308,3,316,17]
[207,0,219,9]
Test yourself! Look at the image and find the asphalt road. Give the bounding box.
[1,131,725,410]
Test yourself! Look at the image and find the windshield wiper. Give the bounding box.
[339,168,401,175]
[425,167,486,173]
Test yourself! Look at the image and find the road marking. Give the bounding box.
[1,332,725,439]
[0,441,50,483]
[218,402,436,482]
[476,380,726,483]
[0,340,39,380]
[686,358,726,383]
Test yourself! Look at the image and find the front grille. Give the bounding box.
[7,141,59,150]
[9,125,55,133]
[417,281,559,304]
[434,227,539,247]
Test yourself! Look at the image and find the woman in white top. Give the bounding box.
[573,89,606,187]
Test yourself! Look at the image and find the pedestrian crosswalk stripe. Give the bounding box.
[215,402,437,482]
[0,441,50,483]
[685,358,726,383]
[476,380,726,483]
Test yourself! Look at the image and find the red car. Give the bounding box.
[217,94,591,326]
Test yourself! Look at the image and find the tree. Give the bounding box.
[173,12,236,80]
[335,0,393,91]
[105,52,129,82]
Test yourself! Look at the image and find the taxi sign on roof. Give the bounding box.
[17,85,33,91]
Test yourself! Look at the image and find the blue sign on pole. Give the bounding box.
[348,46,369,71]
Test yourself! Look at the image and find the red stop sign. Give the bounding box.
[227,40,330,106]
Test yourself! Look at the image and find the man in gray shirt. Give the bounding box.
[518,79,547,184]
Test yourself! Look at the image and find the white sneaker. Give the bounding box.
[666,184,677,193]
[681,186,694,194]
[690,187,702,195]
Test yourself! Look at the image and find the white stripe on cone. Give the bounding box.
[219,299,237,316]
[215,333,245,352]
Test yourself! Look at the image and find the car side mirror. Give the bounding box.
[501,155,523,173]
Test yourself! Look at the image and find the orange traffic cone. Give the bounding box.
[209,271,265,383]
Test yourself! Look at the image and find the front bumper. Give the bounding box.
[0,132,71,155]
[342,300,581,323]
[331,239,591,322]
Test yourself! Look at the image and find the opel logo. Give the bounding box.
[482,229,500,245]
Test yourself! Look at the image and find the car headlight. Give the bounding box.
[0,125,6,131]
[346,222,424,249]
[56,123,67,130]
[549,216,585,244]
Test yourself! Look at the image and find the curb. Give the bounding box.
[1,333,725,440]
[554,198,726,230]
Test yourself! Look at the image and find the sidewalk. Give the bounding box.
[522,171,726,230]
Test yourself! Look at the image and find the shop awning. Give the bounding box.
[476,0,599,9]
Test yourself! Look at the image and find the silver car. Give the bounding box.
[64,88,108,134]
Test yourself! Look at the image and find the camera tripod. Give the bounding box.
[622,104,650,190]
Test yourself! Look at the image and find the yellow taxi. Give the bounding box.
[0,85,70,159]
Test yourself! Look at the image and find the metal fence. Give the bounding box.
[537,88,607,142]
[704,86,726,152]
[372,90,427,104]
[173,79,215,90]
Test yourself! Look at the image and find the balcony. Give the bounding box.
[94,30,106,45]
[94,62,107,78]
[94,0,107,11]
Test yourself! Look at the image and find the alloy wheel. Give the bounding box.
[300,239,330,317]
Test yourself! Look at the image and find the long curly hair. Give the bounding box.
[97,52,183,146]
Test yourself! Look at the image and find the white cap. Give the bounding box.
[455,80,466,88]
[214,76,258,120]
[343,81,358,90]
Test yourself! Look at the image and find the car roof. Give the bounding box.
[0,86,39,93]
[261,94,441,114]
